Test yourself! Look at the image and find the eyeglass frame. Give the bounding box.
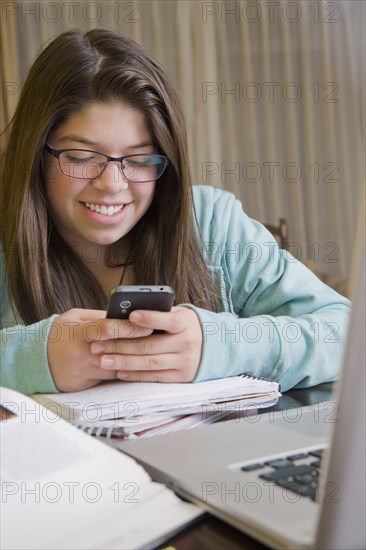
[44,142,169,182]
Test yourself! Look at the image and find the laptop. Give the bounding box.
[117,230,365,549]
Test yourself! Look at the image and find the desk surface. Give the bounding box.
[160,382,334,550]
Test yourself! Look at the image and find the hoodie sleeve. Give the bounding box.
[185,186,351,391]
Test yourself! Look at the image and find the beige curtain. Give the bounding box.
[0,0,20,133]
[1,0,364,290]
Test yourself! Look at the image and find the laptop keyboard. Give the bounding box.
[241,449,324,501]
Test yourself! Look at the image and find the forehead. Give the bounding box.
[50,101,151,151]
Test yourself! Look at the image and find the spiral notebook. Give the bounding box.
[33,375,281,424]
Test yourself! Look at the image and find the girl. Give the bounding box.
[0,29,350,394]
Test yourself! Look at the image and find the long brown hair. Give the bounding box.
[0,29,219,324]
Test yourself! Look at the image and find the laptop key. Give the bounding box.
[309,449,324,459]
[295,473,318,484]
[241,463,264,471]
[276,479,317,499]
[260,464,318,482]
[265,458,294,469]
[287,453,309,461]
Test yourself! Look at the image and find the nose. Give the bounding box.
[91,161,129,193]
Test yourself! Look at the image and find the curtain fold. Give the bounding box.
[0,0,20,134]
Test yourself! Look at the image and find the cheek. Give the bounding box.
[136,183,156,210]
[44,160,60,200]
[44,158,64,189]
[44,162,75,212]
[45,176,65,209]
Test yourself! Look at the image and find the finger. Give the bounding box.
[116,369,182,383]
[98,352,179,372]
[129,309,186,334]
[84,319,153,343]
[90,333,175,356]
[85,365,119,381]
[68,308,108,321]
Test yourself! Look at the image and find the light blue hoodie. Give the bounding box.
[0,185,351,394]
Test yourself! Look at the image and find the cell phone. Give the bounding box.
[106,285,175,319]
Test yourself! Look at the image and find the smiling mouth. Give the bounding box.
[83,202,125,216]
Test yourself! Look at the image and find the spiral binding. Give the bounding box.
[241,373,277,383]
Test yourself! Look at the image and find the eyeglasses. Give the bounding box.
[45,143,168,182]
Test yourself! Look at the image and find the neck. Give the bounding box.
[73,238,129,269]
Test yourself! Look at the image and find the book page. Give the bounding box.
[2,421,91,481]
[1,386,202,550]
[1,387,149,484]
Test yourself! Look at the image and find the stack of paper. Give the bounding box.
[33,375,281,439]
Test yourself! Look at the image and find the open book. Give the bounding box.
[33,375,281,424]
[0,386,202,550]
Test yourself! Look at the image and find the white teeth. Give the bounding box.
[85,202,124,216]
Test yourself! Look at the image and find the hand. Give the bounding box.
[47,308,153,392]
[90,306,203,382]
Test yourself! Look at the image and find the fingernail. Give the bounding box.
[130,312,142,322]
[117,371,129,379]
[139,327,153,335]
[101,357,114,368]
[91,343,105,354]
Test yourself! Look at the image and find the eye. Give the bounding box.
[125,154,162,167]
[63,151,98,164]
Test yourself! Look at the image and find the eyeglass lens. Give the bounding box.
[59,151,166,182]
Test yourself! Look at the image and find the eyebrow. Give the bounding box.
[57,135,153,150]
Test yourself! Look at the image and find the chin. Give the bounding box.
[93,235,125,246]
